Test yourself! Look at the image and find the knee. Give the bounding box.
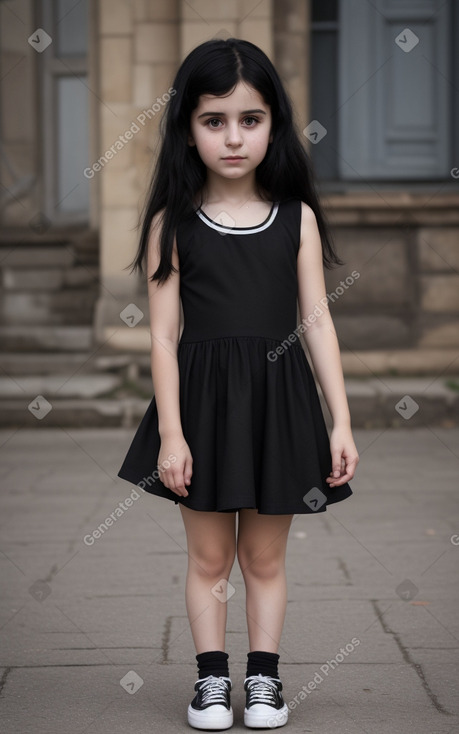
[191,547,236,579]
[237,549,283,580]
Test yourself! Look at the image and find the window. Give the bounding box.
[309,0,457,189]
[40,0,90,222]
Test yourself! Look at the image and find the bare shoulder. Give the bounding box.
[299,201,320,251]
[147,207,179,279]
[148,207,166,238]
[300,201,318,229]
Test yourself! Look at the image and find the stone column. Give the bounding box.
[94,0,179,350]
[273,0,310,352]
[180,0,273,59]
[0,0,39,227]
[273,0,309,136]
[95,0,275,351]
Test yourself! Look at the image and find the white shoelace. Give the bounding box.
[245,674,281,705]
[196,675,231,706]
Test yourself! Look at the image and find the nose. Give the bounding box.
[225,121,243,147]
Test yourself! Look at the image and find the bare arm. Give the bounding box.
[147,211,182,437]
[297,202,359,485]
[147,211,192,496]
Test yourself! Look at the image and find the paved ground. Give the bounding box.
[0,427,458,734]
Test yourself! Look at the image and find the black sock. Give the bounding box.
[196,650,229,679]
[246,650,280,679]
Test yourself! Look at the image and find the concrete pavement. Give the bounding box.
[0,427,458,733]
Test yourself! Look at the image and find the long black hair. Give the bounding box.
[128,37,343,286]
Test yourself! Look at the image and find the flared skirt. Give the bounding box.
[117,336,353,514]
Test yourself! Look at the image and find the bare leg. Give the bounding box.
[237,509,294,653]
[179,504,237,654]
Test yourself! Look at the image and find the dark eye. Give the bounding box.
[207,118,222,128]
[243,116,259,126]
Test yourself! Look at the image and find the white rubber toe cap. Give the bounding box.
[244,702,288,728]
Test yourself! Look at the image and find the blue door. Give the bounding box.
[309,0,455,182]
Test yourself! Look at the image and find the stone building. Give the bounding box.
[1,0,458,380]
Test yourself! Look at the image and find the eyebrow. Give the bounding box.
[197,109,267,119]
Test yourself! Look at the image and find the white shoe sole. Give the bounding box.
[244,702,288,728]
[187,703,233,730]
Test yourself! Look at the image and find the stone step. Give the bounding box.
[0,399,144,428]
[0,229,98,259]
[0,351,135,375]
[0,290,97,325]
[0,377,457,428]
[0,374,121,399]
[0,326,94,351]
[2,266,99,291]
[0,291,96,326]
[0,246,76,268]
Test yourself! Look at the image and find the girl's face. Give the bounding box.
[188,81,273,180]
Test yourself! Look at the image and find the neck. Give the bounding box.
[200,170,265,206]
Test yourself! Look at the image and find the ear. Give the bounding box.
[188,134,196,146]
[268,131,273,144]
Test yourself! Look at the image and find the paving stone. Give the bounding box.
[0,428,458,732]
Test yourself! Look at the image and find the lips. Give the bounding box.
[223,156,245,160]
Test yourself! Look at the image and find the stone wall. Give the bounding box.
[322,195,459,355]
[417,228,459,348]
[0,0,39,226]
[0,0,457,365]
[94,0,276,349]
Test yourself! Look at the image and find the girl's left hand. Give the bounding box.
[326,425,359,487]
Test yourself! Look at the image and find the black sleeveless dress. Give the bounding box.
[117,198,353,514]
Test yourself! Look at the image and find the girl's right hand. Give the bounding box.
[157,432,193,497]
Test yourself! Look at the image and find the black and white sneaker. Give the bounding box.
[187,674,233,730]
[244,673,288,728]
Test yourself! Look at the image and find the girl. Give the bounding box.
[118,37,359,730]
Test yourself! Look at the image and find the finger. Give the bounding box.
[330,451,343,479]
[326,464,356,486]
[157,467,170,489]
[173,470,189,496]
[184,456,193,486]
[327,474,351,487]
[166,464,185,496]
[345,456,359,475]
